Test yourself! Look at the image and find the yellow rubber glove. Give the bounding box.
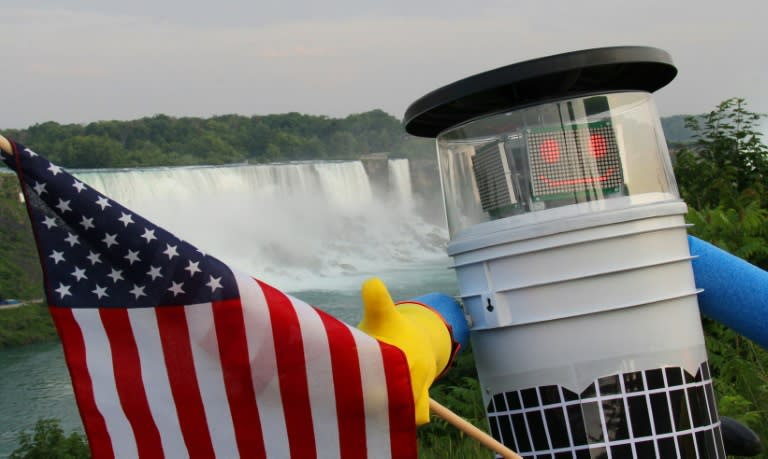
[357,277,453,426]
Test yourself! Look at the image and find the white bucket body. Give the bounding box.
[449,201,725,458]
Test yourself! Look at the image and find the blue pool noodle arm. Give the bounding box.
[689,235,768,349]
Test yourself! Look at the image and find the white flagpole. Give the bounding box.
[429,398,523,459]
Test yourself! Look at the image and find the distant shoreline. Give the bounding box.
[0,303,58,348]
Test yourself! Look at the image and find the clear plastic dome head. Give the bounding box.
[436,92,679,239]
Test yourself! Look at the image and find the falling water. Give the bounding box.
[388,158,415,211]
[73,159,451,294]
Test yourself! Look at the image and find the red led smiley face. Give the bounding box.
[527,123,623,198]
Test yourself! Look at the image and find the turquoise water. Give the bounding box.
[0,265,458,456]
[0,342,83,457]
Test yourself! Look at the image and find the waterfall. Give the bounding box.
[73,159,448,292]
[388,159,415,211]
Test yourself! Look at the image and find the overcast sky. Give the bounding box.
[1,0,766,131]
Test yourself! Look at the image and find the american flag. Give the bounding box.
[2,141,417,458]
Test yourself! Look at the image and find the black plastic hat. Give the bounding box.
[403,46,677,138]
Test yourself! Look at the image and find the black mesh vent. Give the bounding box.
[486,362,725,458]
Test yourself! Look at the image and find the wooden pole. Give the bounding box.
[0,134,12,156]
[429,398,523,459]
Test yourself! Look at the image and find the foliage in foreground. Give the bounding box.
[418,348,493,458]
[675,97,768,457]
[10,419,89,459]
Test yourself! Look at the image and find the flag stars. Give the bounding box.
[185,261,201,277]
[102,233,118,248]
[95,196,111,210]
[64,233,80,247]
[47,163,62,176]
[55,199,72,214]
[24,148,38,158]
[48,250,64,265]
[80,216,94,230]
[168,282,185,296]
[140,228,157,244]
[49,250,65,264]
[33,181,47,195]
[107,268,123,283]
[42,216,57,229]
[129,284,146,299]
[54,283,72,299]
[72,180,87,193]
[70,267,87,282]
[118,212,134,227]
[86,251,102,266]
[207,275,223,292]
[124,250,141,265]
[147,266,163,281]
[163,244,179,260]
[92,285,108,299]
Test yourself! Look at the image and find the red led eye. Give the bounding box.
[540,139,560,164]
[589,134,607,158]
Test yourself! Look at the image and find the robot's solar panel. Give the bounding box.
[472,143,516,212]
[527,122,623,199]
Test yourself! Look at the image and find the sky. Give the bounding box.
[1,0,766,131]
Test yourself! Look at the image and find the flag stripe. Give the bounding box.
[319,311,368,458]
[128,308,188,458]
[294,301,340,458]
[212,298,266,458]
[354,329,391,459]
[73,308,139,459]
[380,343,418,459]
[238,275,289,458]
[156,306,215,458]
[258,280,318,458]
[99,308,164,458]
[184,303,239,459]
[50,307,115,459]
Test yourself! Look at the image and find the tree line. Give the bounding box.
[2,110,436,168]
[1,110,698,170]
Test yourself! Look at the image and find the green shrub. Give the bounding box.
[10,419,89,459]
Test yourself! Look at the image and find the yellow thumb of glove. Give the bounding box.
[357,278,453,426]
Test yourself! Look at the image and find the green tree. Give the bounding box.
[328,131,358,157]
[54,135,124,168]
[674,98,768,453]
[10,419,89,459]
[0,175,43,300]
[675,98,767,209]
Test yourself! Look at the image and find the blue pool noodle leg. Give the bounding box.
[689,235,768,349]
